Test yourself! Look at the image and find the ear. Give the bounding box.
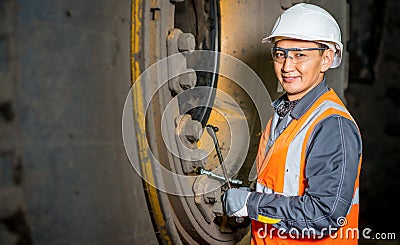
[321,49,334,72]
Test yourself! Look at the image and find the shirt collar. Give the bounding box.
[271,79,329,120]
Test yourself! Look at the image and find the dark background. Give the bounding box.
[347,0,400,238]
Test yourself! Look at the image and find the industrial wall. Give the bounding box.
[0,0,158,244]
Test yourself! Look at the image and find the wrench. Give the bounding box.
[205,124,231,189]
[205,124,245,224]
[197,167,243,185]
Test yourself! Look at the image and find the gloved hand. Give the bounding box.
[222,188,251,217]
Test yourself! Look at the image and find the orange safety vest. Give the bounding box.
[251,89,362,245]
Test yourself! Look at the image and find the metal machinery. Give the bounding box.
[129,0,349,244]
[0,0,348,244]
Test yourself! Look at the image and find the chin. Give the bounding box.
[282,84,300,94]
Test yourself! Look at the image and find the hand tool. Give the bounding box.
[205,124,245,223]
[197,167,243,185]
[205,124,231,189]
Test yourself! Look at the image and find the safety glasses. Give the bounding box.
[271,47,328,64]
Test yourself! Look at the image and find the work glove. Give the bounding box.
[222,188,251,217]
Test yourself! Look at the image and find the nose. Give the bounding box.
[281,55,295,72]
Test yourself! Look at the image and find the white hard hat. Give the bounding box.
[263,3,343,68]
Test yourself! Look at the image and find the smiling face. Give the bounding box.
[273,39,334,101]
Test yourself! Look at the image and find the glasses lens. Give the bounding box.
[271,47,325,64]
[271,48,286,63]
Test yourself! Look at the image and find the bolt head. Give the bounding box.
[178,33,196,52]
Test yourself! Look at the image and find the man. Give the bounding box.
[223,3,362,244]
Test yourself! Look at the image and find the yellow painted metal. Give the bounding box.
[131,0,171,244]
[131,0,142,81]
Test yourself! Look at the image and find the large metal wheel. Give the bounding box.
[128,0,350,244]
[129,1,251,244]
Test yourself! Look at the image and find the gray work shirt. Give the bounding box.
[247,80,363,235]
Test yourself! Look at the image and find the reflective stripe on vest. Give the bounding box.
[281,100,351,196]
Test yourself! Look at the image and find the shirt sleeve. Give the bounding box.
[247,115,362,235]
